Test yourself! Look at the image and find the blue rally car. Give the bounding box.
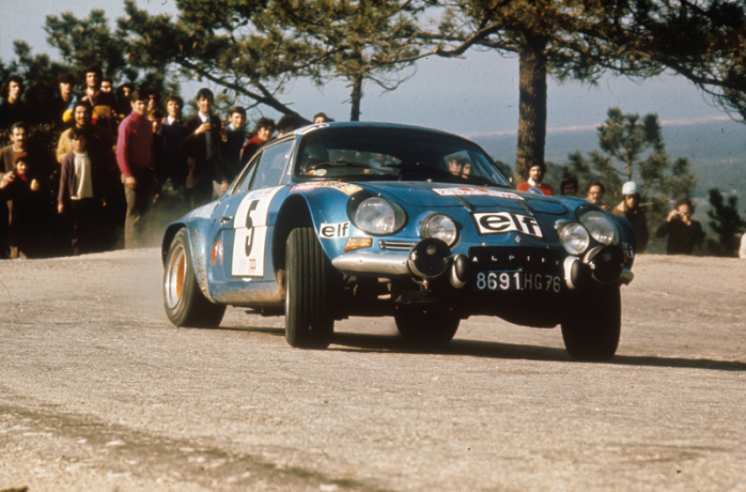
[162,122,635,361]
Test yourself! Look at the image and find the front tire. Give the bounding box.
[394,309,460,346]
[285,227,334,348]
[561,285,621,361]
[163,229,226,328]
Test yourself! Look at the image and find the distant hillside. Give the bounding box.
[472,118,746,199]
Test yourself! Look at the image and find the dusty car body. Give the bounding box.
[162,122,635,360]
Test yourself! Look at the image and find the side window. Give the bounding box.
[232,155,260,194]
[249,140,295,191]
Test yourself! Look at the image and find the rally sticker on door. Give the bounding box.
[472,212,543,238]
[232,187,283,277]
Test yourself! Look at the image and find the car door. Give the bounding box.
[209,139,295,300]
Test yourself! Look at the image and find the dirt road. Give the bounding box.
[1,250,744,491]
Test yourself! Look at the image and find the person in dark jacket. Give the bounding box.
[58,127,112,255]
[0,75,29,129]
[656,198,705,255]
[219,106,247,183]
[180,88,228,209]
[0,152,43,258]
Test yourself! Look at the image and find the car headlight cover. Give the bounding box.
[421,214,458,246]
[354,197,402,235]
[558,222,590,255]
[579,211,618,245]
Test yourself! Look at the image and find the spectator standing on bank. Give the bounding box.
[517,161,553,196]
[116,90,155,249]
[1,122,30,256]
[0,152,42,259]
[220,106,247,183]
[240,117,275,166]
[276,114,303,137]
[116,83,134,120]
[740,233,746,259]
[56,102,111,163]
[656,198,705,255]
[66,66,118,143]
[612,181,649,253]
[313,112,330,124]
[53,74,76,130]
[181,88,228,208]
[585,181,607,210]
[157,95,187,195]
[58,128,112,255]
[101,78,113,94]
[26,82,55,126]
[560,177,578,197]
[0,76,29,129]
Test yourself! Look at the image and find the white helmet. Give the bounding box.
[622,181,637,195]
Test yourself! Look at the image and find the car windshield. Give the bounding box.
[293,127,512,187]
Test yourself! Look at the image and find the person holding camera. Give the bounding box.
[656,198,705,255]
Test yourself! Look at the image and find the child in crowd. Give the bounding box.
[58,127,109,255]
[0,152,42,258]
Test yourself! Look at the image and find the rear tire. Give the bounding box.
[285,227,334,348]
[394,309,459,346]
[561,285,621,361]
[163,229,226,328]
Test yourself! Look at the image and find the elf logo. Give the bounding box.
[319,222,350,239]
[472,212,543,238]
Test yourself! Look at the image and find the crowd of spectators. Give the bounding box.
[1,69,739,259]
[517,163,710,256]
[0,68,335,259]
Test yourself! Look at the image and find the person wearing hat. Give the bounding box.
[0,152,42,258]
[612,181,649,253]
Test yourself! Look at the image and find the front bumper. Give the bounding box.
[332,240,634,289]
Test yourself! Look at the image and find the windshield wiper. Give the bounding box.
[382,162,495,186]
[306,159,399,176]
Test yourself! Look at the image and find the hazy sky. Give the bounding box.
[0,0,736,139]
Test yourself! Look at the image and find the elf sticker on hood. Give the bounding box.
[432,187,524,200]
[290,181,362,195]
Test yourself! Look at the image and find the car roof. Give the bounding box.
[292,121,469,141]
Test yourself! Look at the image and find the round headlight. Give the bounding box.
[559,222,590,255]
[579,211,618,245]
[421,214,458,246]
[354,197,398,235]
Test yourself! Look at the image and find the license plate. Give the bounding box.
[474,271,562,293]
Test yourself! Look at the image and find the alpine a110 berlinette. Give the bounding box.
[162,122,636,361]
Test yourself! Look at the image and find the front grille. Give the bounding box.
[468,246,562,274]
[380,240,415,251]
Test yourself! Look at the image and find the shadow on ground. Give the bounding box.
[201,324,746,373]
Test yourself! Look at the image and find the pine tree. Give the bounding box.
[565,107,696,228]
[418,0,746,183]
[706,188,746,257]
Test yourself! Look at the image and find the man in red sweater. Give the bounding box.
[517,161,553,196]
[116,90,154,248]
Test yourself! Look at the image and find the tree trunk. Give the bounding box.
[350,72,363,121]
[514,34,548,186]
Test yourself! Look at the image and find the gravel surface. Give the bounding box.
[0,249,744,491]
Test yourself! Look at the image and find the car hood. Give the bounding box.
[362,182,568,215]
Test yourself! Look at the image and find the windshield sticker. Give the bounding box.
[473,212,543,238]
[433,187,523,200]
[291,182,362,195]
